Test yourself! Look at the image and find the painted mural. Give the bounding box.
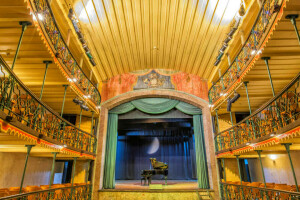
[101,69,208,102]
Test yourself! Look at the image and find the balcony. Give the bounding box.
[26,0,101,110]
[0,55,96,156]
[209,0,285,108]
[215,73,300,155]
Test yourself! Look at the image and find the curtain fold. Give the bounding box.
[103,113,118,189]
[193,115,209,189]
[103,98,208,189]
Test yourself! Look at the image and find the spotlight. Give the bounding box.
[73,98,84,105]
[90,58,96,66]
[220,44,228,52]
[251,49,256,55]
[224,37,232,44]
[31,13,37,21]
[269,154,277,160]
[214,59,221,66]
[37,13,44,21]
[231,92,240,103]
[80,104,89,111]
[257,50,262,55]
[227,99,232,112]
[228,27,238,37]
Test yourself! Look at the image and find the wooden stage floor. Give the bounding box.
[115,180,198,190]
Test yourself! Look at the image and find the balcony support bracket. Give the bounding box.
[19,145,35,193]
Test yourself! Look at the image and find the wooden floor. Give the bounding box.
[114,180,198,190]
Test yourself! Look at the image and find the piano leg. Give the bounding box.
[164,176,167,185]
[148,176,152,185]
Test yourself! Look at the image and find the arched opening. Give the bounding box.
[93,89,219,198]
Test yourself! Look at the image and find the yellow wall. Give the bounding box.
[75,115,93,133]
[218,113,236,132]
[74,160,90,183]
[224,158,240,182]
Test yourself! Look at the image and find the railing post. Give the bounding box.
[229,111,234,126]
[79,108,83,129]
[70,157,78,199]
[236,155,243,185]
[11,21,32,70]
[255,150,267,187]
[282,143,299,192]
[244,81,252,114]
[215,110,220,133]
[40,61,52,100]
[261,57,275,97]
[19,145,34,193]
[222,158,226,182]
[60,85,69,117]
[235,155,245,199]
[86,160,92,183]
[285,14,300,46]
[90,111,94,135]
[49,152,58,188]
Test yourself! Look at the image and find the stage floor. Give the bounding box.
[115,180,198,190]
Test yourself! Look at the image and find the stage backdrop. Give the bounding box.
[115,130,197,180]
[103,98,209,189]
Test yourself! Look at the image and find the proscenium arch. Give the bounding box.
[93,89,219,199]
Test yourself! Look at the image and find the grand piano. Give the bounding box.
[141,158,168,185]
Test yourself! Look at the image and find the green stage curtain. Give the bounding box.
[103,98,208,189]
[103,113,118,189]
[193,115,209,189]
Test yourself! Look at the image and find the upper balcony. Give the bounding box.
[215,72,300,155]
[25,0,101,111]
[209,0,285,109]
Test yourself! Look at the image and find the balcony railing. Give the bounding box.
[29,0,101,107]
[0,184,92,200]
[215,73,300,152]
[209,0,282,105]
[0,56,96,154]
[220,182,300,200]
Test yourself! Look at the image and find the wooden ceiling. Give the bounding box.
[0,0,96,117]
[213,0,300,115]
[53,0,257,82]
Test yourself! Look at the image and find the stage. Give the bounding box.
[115,180,198,190]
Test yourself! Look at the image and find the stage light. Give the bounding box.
[73,98,84,105]
[257,50,262,55]
[31,13,37,21]
[80,104,89,111]
[38,13,44,21]
[269,154,277,160]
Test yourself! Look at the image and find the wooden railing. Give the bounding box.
[29,0,101,107]
[208,0,282,105]
[0,56,96,154]
[220,182,300,200]
[215,73,300,152]
[0,184,92,200]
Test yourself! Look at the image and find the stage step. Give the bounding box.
[197,190,213,200]
[99,189,215,200]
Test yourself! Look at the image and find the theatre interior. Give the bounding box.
[0,0,300,199]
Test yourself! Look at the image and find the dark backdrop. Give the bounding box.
[115,129,197,180]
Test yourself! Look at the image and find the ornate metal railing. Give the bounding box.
[215,73,300,152]
[0,56,96,154]
[29,0,101,106]
[209,0,281,104]
[220,182,300,200]
[0,184,92,200]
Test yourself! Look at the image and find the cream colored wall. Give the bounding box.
[0,153,52,188]
[224,158,240,182]
[248,151,300,185]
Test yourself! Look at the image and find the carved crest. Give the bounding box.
[134,70,175,90]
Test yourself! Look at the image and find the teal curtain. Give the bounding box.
[103,98,209,189]
[103,113,118,188]
[193,115,209,188]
